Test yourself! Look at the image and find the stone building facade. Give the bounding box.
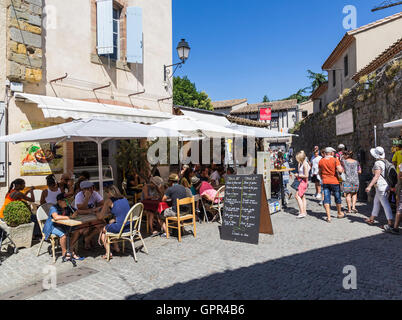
[292,53,402,199]
[0,0,173,201]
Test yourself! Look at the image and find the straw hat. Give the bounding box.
[168,173,179,182]
[324,147,336,153]
[150,176,163,187]
[191,176,200,185]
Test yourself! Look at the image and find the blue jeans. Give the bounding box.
[283,179,290,195]
[323,184,342,205]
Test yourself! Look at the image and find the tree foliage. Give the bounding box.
[307,69,327,93]
[282,87,310,103]
[173,76,213,110]
[262,95,270,102]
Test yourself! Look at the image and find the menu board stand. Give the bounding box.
[220,175,273,245]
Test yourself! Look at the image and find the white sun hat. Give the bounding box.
[370,146,385,159]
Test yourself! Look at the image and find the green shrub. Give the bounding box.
[4,201,31,227]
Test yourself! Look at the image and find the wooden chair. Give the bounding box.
[36,203,59,263]
[104,203,148,262]
[207,186,225,224]
[166,197,196,242]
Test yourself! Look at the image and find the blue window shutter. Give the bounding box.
[97,0,113,55]
[0,103,6,183]
[126,6,143,63]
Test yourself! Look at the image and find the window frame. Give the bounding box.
[344,55,349,77]
[333,69,336,87]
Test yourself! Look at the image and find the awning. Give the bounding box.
[15,93,173,124]
[180,109,231,126]
[384,119,402,128]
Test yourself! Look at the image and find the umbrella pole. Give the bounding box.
[97,140,104,197]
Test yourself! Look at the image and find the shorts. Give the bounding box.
[311,175,319,183]
[323,184,342,205]
[51,226,65,238]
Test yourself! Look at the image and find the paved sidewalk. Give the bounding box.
[0,184,401,300]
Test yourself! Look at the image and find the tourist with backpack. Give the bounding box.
[365,146,396,227]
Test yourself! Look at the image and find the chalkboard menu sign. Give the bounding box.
[220,174,273,245]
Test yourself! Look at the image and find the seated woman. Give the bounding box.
[0,179,35,219]
[40,174,62,205]
[98,185,132,259]
[179,165,191,189]
[198,179,219,203]
[141,176,164,236]
[0,178,41,238]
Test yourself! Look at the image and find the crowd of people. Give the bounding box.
[0,164,235,260]
[289,143,401,234]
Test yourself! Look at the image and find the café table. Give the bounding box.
[52,213,104,267]
[270,168,295,211]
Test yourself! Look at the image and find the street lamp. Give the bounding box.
[164,39,191,81]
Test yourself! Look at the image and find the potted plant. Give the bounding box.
[0,201,34,249]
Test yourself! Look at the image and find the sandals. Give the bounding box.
[351,209,358,214]
[324,217,332,223]
[365,219,375,225]
[337,214,346,219]
[102,253,112,260]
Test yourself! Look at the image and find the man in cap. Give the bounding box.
[158,173,190,237]
[318,147,345,222]
[74,181,104,210]
[74,180,105,249]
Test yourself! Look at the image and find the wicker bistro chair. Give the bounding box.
[207,186,225,224]
[36,203,59,263]
[104,202,148,262]
[166,197,196,242]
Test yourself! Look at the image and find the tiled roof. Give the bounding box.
[352,38,402,81]
[211,99,248,109]
[322,12,402,70]
[226,115,270,128]
[230,99,298,115]
[310,82,328,100]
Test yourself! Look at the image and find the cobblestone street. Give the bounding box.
[1,183,401,300]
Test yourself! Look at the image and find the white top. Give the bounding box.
[311,156,322,176]
[44,188,61,204]
[210,170,220,185]
[373,160,388,193]
[298,160,310,177]
[75,191,103,208]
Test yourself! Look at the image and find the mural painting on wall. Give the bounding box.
[20,121,64,176]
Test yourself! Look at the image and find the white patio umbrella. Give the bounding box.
[152,115,245,138]
[384,119,402,128]
[225,123,297,138]
[0,118,183,195]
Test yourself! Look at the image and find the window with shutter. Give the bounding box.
[126,6,143,64]
[96,0,114,55]
[0,102,6,183]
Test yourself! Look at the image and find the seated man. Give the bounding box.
[141,176,164,236]
[158,174,190,237]
[45,193,93,260]
[74,181,105,249]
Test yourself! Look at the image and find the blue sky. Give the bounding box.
[172,0,401,104]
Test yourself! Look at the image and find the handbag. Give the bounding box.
[291,179,301,191]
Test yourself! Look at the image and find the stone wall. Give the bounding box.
[292,53,402,199]
[6,0,42,83]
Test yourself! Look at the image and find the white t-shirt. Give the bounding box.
[311,156,322,176]
[75,190,103,208]
[373,160,388,193]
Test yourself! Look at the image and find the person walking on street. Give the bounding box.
[311,149,322,199]
[336,144,346,161]
[318,147,345,222]
[365,147,394,227]
[294,151,310,219]
[342,151,361,214]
